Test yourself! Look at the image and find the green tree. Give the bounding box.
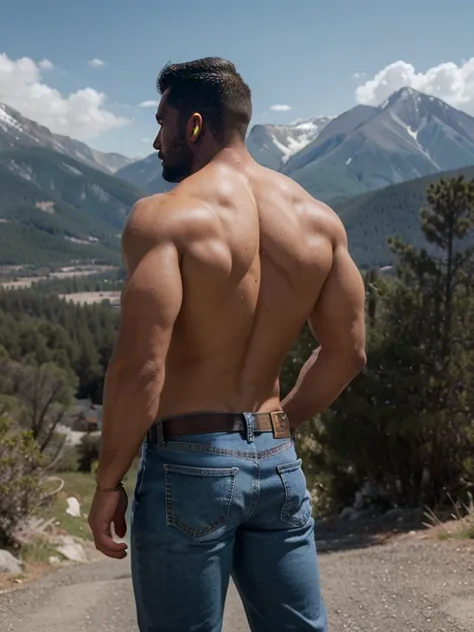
[2,360,77,455]
[304,175,474,512]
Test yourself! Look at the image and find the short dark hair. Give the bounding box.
[157,57,252,142]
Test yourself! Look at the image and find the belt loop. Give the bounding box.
[243,413,255,444]
[157,420,165,444]
[148,420,165,445]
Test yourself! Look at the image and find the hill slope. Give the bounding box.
[335,165,474,268]
[0,146,143,266]
[115,153,173,196]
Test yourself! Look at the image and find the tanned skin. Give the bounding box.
[88,89,366,559]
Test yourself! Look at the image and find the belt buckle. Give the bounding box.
[270,411,289,439]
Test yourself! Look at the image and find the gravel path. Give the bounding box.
[0,534,473,631]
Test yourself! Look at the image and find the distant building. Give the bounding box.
[65,398,103,432]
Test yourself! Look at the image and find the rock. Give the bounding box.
[55,543,87,563]
[48,556,62,565]
[339,507,363,521]
[339,506,355,520]
[353,491,365,510]
[66,497,81,518]
[0,550,24,575]
[54,536,87,563]
[385,507,405,518]
[360,481,374,498]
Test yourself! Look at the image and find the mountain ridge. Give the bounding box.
[116,87,474,201]
[2,88,474,270]
[282,87,474,199]
[245,115,333,170]
[0,103,132,175]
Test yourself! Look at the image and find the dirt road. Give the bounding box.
[0,535,473,631]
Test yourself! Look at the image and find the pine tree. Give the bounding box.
[303,176,474,510]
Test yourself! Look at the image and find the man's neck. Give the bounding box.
[192,140,251,174]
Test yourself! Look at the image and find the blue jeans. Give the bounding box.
[131,413,328,631]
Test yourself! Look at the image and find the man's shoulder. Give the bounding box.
[263,168,346,236]
[126,192,192,227]
[310,198,347,245]
[123,192,215,250]
[272,176,347,250]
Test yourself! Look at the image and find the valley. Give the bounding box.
[0,264,122,313]
[58,290,121,306]
[0,264,118,289]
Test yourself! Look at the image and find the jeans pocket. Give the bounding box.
[164,463,239,539]
[276,458,312,527]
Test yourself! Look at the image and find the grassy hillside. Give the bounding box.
[0,147,144,267]
[0,223,122,267]
[335,165,474,268]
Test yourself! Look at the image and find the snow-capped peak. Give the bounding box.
[246,115,333,170]
[0,104,23,134]
[0,101,132,173]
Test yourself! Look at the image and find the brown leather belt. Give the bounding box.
[147,410,291,444]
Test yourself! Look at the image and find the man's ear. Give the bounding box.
[187,112,203,143]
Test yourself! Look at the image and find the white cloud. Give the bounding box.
[88,58,106,69]
[270,104,292,112]
[138,100,157,108]
[141,137,152,143]
[352,71,366,80]
[355,58,474,114]
[38,59,54,71]
[0,53,130,140]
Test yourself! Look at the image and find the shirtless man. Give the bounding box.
[88,57,366,632]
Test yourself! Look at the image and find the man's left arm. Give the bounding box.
[96,200,183,489]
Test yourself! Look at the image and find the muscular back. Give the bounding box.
[152,160,341,418]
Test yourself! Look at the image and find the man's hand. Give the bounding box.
[88,487,129,559]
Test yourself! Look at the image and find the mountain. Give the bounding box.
[245,116,333,170]
[0,145,143,267]
[333,164,474,269]
[3,90,474,270]
[283,88,474,200]
[118,89,474,201]
[0,103,145,267]
[116,152,173,196]
[116,116,333,194]
[0,103,132,175]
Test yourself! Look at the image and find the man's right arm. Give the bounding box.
[281,219,367,428]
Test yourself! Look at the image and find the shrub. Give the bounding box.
[53,444,80,473]
[0,416,44,545]
[77,432,101,473]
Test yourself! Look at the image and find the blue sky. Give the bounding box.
[1,0,473,157]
